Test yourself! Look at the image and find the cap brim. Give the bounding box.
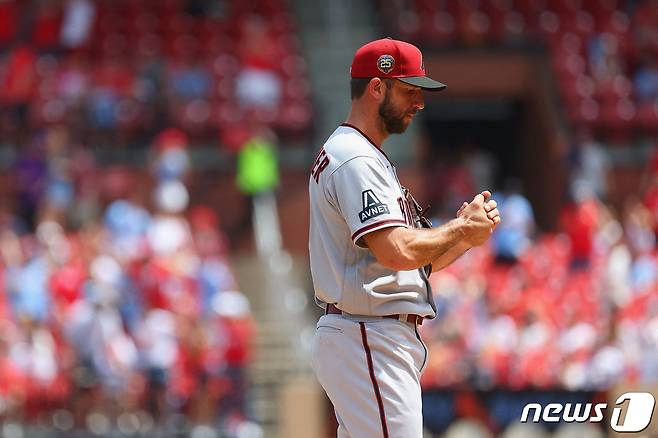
[397,76,447,91]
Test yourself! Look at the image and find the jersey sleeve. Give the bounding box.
[329,156,407,246]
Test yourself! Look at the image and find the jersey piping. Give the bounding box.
[351,218,407,243]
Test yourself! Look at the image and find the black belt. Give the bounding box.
[325,303,423,325]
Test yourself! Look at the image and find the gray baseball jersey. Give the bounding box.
[308,123,436,318]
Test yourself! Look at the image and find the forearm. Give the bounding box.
[431,240,471,272]
[392,218,466,270]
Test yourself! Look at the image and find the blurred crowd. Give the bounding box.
[381,0,658,139]
[0,126,256,436]
[0,0,312,153]
[420,148,658,392]
[3,0,658,436]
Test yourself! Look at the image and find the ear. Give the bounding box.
[367,78,386,103]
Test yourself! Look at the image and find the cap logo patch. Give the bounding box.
[377,54,395,74]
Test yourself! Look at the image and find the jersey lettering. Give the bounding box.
[398,196,413,226]
[311,148,330,183]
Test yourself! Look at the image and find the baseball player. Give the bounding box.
[308,38,501,438]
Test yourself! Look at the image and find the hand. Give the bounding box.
[458,191,498,246]
[484,198,501,230]
[457,190,491,216]
[457,192,501,228]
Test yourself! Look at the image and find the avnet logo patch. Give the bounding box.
[359,190,389,223]
[520,392,656,433]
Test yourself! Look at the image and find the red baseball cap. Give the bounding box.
[350,38,447,91]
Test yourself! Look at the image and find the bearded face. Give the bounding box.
[378,92,408,134]
[377,81,420,134]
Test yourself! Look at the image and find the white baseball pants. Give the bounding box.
[311,313,428,438]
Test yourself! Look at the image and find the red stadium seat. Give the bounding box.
[560,10,595,39]
[280,54,307,79]
[421,12,457,45]
[551,0,584,14]
[595,9,630,35]
[552,52,587,81]
[594,74,632,103]
[101,33,129,58]
[274,99,313,138]
[129,13,160,35]
[283,77,310,100]
[0,1,19,48]
[561,74,595,108]
[636,102,658,135]
[596,97,635,141]
[31,3,63,50]
[567,97,599,128]
[515,0,548,34]
[488,9,527,43]
[538,10,561,36]
[210,55,240,81]
[136,34,163,58]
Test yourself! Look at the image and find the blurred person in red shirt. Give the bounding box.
[642,147,658,240]
[0,322,30,412]
[0,1,19,47]
[169,315,206,405]
[237,14,284,72]
[235,15,283,109]
[559,180,600,269]
[211,290,255,421]
[189,205,238,315]
[3,45,37,128]
[30,0,62,49]
[633,0,658,51]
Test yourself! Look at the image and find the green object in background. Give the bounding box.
[236,137,279,194]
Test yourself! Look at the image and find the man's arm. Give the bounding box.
[363,192,499,271]
[363,219,468,271]
[430,240,472,272]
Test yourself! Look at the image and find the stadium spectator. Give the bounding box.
[491,182,535,264]
[632,0,658,52]
[31,0,62,50]
[60,0,95,49]
[0,1,19,47]
[4,45,37,127]
[570,129,610,200]
[559,180,600,269]
[634,54,658,103]
[151,128,191,182]
[168,58,212,101]
[587,33,623,82]
[56,54,90,104]
[212,290,255,422]
[235,15,283,109]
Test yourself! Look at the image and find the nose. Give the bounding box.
[415,92,424,111]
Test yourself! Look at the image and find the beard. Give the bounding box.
[378,91,411,134]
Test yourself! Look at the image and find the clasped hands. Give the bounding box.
[456,190,501,247]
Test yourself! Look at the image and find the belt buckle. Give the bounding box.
[404,314,422,326]
[398,314,422,325]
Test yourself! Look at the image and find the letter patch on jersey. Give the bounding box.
[359,190,390,223]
